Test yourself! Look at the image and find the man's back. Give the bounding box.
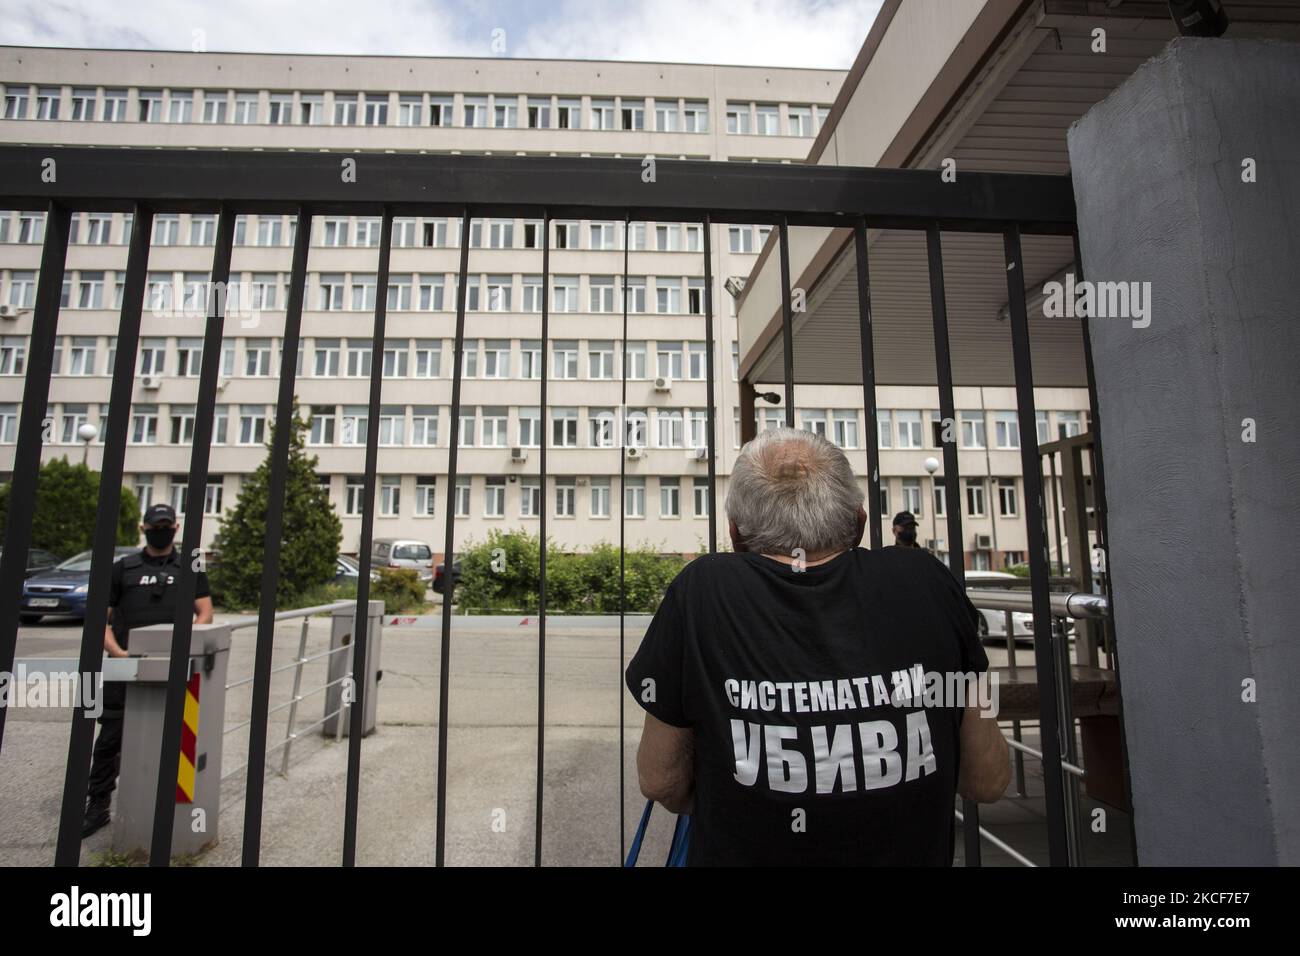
[625,545,987,866]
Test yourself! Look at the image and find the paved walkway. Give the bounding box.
[1,614,1132,866]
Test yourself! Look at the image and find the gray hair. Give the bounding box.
[725,426,864,556]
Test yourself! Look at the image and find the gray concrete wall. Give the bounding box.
[1069,37,1300,865]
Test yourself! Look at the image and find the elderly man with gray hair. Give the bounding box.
[626,426,1009,865]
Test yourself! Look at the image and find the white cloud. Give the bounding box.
[0,0,881,68]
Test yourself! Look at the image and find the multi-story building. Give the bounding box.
[0,45,1087,565]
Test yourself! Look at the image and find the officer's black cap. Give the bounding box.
[143,503,177,527]
[892,511,918,527]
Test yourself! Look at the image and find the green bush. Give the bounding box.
[455,529,685,614]
[371,567,426,614]
[208,407,341,608]
[0,457,139,558]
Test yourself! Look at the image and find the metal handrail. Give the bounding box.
[226,600,354,631]
[966,588,1108,620]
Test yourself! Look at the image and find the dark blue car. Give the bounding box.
[19,547,140,625]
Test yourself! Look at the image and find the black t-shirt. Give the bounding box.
[108,549,211,649]
[625,545,987,866]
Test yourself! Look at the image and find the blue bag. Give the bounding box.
[624,799,692,867]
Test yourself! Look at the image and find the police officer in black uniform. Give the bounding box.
[889,510,922,548]
[83,503,213,837]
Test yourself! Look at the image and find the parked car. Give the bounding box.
[19,547,140,624]
[0,546,62,579]
[369,538,434,586]
[334,554,379,584]
[963,570,1074,644]
[432,558,462,596]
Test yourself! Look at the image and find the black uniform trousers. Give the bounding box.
[86,681,127,806]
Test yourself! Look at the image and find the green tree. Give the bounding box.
[209,408,341,608]
[0,457,139,558]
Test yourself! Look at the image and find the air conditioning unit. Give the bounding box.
[686,446,708,461]
[653,376,672,391]
[141,376,162,390]
[510,446,528,462]
[0,304,18,320]
[975,533,994,550]
[626,446,644,460]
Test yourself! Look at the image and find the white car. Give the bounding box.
[964,570,1034,643]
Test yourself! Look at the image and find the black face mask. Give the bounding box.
[897,529,918,546]
[145,526,176,550]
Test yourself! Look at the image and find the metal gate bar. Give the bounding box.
[535,211,551,866]
[852,221,883,549]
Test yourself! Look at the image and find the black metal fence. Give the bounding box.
[0,146,1108,866]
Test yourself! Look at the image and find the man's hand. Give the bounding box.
[636,713,695,814]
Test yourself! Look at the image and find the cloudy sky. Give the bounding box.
[0,0,883,69]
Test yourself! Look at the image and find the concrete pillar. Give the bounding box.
[1068,38,1300,864]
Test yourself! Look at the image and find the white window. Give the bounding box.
[1036,410,1051,445]
[1057,411,1083,438]
[897,410,923,449]
[60,404,89,443]
[267,93,293,124]
[552,276,580,313]
[788,106,813,137]
[482,408,508,447]
[521,478,541,518]
[322,218,350,247]
[355,218,382,247]
[518,407,541,447]
[483,340,510,378]
[201,92,227,124]
[726,104,751,134]
[167,91,193,123]
[589,342,615,379]
[4,87,30,119]
[961,411,987,449]
[396,95,422,126]
[492,94,518,128]
[626,342,646,379]
[130,406,158,444]
[379,408,403,444]
[620,99,645,131]
[0,404,17,442]
[340,406,368,445]
[485,275,512,312]
[176,338,203,377]
[314,339,341,376]
[458,408,477,446]
[526,97,550,129]
[623,277,646,313]
[999,479,1018,517]
[455,477,471,518]
[380,477,401,516]
[876,410,893,449]
[351,274,377,311]
[429,96,453,127]
[484,477,505,517]
[412,407,439,446]
[590,99,615,130]
[414,341,441,378]
[232,93,258,124]
[345,342,371,377]
[656,343,683,380]
[0,337,26,375]
[556,98,580,128]
[551,408,578,447]
[319,274,346,311]
[589,408,617,448]
[554,479,576,518]
[654,100,679,132]
[520,340,542,379]
[137,90,162,122]
[552,341,578,379]
[801,410,827,437]
[683,101,708,133]
[756,105,779,135]
[309,406,335,445]
[833,410,859,449]
[362,93,388,126]
[659,478,681,517]
[656,279,681,314]
[902,478,923,516]
[334,93,359,125]
[418,276,445,311]
[239,408,268,445]
[589,276,616,313]
[625,477,645,517]
[693,478,711,517]
[67,337,96,376]
[657,410,683,448]
[138,339,166,377]
[591,478,611,518]
[729,226,754,254]
[463,95,487,127]
[382,341,409,377]
[965,479,986,517]
[299,93,324,125]
[169,405,195,444]
[994,411,1020,449]
[346,477,365,517]
[76,272,104,309]
[415,476,437,516]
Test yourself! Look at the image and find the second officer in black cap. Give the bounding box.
[889,511,922,549]
[82,503,214,837]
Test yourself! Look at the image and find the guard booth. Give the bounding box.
[111,623,232,860]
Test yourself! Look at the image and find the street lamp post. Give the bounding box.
[77,422,98,465]
[923,456,940,555]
